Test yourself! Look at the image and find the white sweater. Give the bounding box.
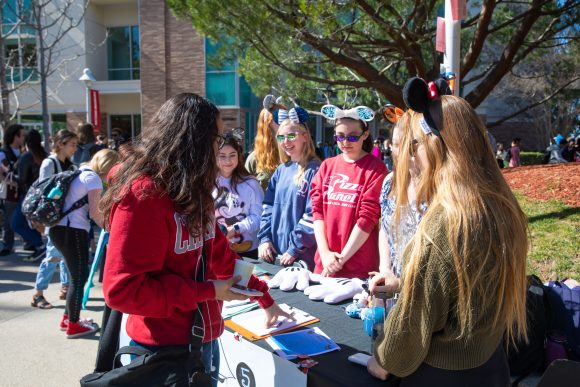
[213,175,264,253]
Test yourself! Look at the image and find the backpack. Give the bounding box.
[507,275,550,378]
[545,281,580,359]
[21,169,87,227]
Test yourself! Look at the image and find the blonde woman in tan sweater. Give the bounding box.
[368,79,528,386]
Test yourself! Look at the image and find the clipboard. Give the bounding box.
[224,304,319,341]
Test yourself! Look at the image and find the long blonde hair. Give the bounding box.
[395,96,528,346]
[253,109,281,174]
[89,149,119,178]
[277,121,318,185]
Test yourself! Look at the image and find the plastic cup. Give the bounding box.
[233,259,254,288]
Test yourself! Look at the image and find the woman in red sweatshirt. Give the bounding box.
[312,105,387,278]
[101,93,291,386]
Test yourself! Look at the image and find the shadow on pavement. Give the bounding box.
[0,269,37,283]
[0,282,34,293]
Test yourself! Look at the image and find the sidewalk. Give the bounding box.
[0,247,104,387]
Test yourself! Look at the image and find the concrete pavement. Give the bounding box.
[0,246,105,387]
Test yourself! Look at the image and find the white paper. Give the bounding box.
[230,303,316,337]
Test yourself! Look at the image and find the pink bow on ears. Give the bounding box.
[427,81,439,100]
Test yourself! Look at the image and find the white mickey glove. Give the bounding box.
[268,267,317,291]
[304,278,365,304]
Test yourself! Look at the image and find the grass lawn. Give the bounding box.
[515,192,580,281]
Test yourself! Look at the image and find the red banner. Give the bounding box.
[451,0,467,21]
[90,89,100,134]
[436,17,445,53]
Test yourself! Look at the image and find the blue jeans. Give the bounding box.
[35,237,69,291]
[12,199,43,248]
[129,339,220,387]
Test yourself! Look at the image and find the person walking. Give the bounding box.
[0,124,27,256]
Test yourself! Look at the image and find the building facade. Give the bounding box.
[3,0,261,148]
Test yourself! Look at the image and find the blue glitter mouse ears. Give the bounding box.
[320,105,375,126]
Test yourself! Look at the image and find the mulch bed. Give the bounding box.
[502,162,580,207]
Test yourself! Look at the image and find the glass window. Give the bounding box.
[205,38,236,106]
[107,26,140,80]
[2,0,37,82]
[206,72,236,106]
[110,114,141,139]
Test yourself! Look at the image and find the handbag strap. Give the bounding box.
[190,247,205,352]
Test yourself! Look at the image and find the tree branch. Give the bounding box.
[487,76,580,127]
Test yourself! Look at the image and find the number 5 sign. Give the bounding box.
[218,331,307,386]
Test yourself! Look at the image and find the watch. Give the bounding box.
[233,224,240,234]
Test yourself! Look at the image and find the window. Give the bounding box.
[19,113,67,141]
[2,0,38,82]
[107,26,140,80]
[110,114,141,139]
[205,38,236,106]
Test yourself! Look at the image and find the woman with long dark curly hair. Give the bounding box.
[102,93,291,386]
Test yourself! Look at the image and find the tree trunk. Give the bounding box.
[34,1,50,152]
[0,4,12,135]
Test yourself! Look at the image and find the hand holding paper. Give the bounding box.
[264,303,296,328]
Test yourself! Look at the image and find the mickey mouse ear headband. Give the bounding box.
[263,95,284,112]
[382,104,405,124]
[273,106,310,126]
[402,77,451,137]
[220,127,245,149]
[320,105,375,127]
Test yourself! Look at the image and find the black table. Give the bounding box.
[234,259,398,387]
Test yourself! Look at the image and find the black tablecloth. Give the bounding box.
[232,259,398,387]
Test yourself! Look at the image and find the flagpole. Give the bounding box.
[444,0,461,95]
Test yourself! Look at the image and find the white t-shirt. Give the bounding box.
[57,166,102,231]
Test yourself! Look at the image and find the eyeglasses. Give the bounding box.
[334,134,363,143]
[216,134,226,148]
[276,132,300,142]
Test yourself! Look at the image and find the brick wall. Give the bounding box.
[139,1,205,130]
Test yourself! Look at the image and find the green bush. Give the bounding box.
[520,151,545,166]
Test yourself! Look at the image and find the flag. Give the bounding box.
[436,17,445,53]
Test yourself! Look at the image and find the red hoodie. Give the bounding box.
[103,176,273,346]
[310,154,387,278]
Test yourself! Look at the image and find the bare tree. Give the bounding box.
[0,0,87,148]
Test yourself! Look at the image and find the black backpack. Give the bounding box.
[22,169,87,227]
[507,275,550,379]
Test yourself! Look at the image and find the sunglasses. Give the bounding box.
[334,134,364,143]
[276,132,300,142]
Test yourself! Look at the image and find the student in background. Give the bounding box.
[0,124,26,256]
[509,138,521,167]
[17,129,47,263]
[30,129,78,310]
[246,95,285,190]
[50,149,119,338]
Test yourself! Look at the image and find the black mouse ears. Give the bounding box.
[402,77,451,113]
[402,77,452,136]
